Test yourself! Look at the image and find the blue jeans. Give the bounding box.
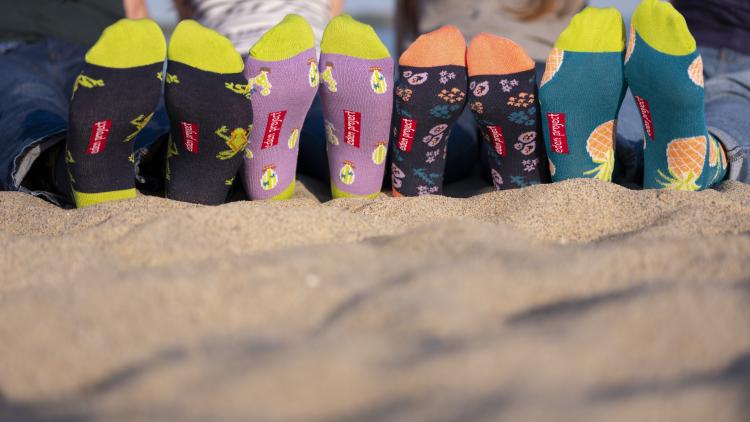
[0,38,169,205]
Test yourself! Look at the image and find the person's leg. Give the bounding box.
[704,66,750,183]
[0,39,84,205]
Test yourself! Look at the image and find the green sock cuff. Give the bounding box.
[250,14,315,61]
[73,188,137,208]
[331,183,380,199]
[320,14,390,59]
[632,0,696,56]
[85,19,166,68]
[555,7,625,53]
[168,20,244,73]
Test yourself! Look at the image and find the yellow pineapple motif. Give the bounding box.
[583,120,616,181]
[369,66,387,94]
[249,68,272,96]
[215,124,252,160]
[321,62,337,93]
[128,153,135,164]
[540,48,564,87]
[339,161,356,185]
[225,176,235,186]
[372,142,387,165]
[167,135,179,158]
[124,112,154,143]
[688,56,704,88]
[657,136,707,191]
[549,158,555,177]
[65,150,75,164]
[73,74,104,94]
[225,82,251,99]
[260,165,278,191]
[625,23,636,64]
[288,128,299,149]
[308,58,319,88]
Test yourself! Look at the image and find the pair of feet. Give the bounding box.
[540,0,728,191]
[67,14,393,207]
[389,26,550,196]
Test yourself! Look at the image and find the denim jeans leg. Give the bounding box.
[704,71,750,182]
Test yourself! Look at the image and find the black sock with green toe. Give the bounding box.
[67,19,165,207]
[164,20,253,205]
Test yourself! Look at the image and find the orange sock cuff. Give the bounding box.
[467,33,535,76]
[399,25,466,68]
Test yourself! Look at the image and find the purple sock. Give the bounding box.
[241,16,318,200]
[319,16,393,198]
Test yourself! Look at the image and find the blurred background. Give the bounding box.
[146,0,641,55]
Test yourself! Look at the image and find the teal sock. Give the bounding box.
[625,0,727,191]
[539,7,626,182]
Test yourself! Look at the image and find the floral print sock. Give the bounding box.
[164,20,253,205]
[319,15,394,199]
[466,33,550,190]
[389,25,467,196]
[625,0,727,191]
[539,7,627,183]
[241,15,318,200]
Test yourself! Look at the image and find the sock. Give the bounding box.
[625,0,727,191]
[539,7,627,183]
[319,15,394,199]
[66,19,165,207]
[467,33,550,190]
[240,15,317,200]
[388,25,467,197]
[164,20,253,205]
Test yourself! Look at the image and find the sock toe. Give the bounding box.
[555,7,625,53]
[168,19,243,73]
[250,14,315,61]
[399,25,465,67]
[85,19,166,68]
[632,0,696,55]
[467,33,534,76]
[320,14,390,59]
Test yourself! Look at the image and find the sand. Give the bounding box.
[1,177,749,421]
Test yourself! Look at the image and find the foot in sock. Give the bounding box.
[388,25,467,196]
[164,20,253,205]
[241,14,318,200]
[539,7,626,183]
[67,19,165,207]
[625,0,727,191]
[319,15,394,198]
[467,33,549,190]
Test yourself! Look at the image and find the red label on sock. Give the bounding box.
[343,110,361,148]
[546,113,569,155]
[262,110,287,149]
[398,117,417,152]
[86,119,111,155]
[487,125,507,156]
[180,122,199,153]
[634,95,654,140]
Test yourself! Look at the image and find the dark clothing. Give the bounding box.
[674,0,750,55]
[0,0,124,46]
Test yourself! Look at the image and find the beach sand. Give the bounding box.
[1,177,749,421]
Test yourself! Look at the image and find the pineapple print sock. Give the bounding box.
[539,7,627,183]
[67,19,165,207]
[467,33,549,190]
[625,0,727,191]
[319,15,394,199]
[389,25,467,197]
[164,20,253,205]
[241,15,318,200]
